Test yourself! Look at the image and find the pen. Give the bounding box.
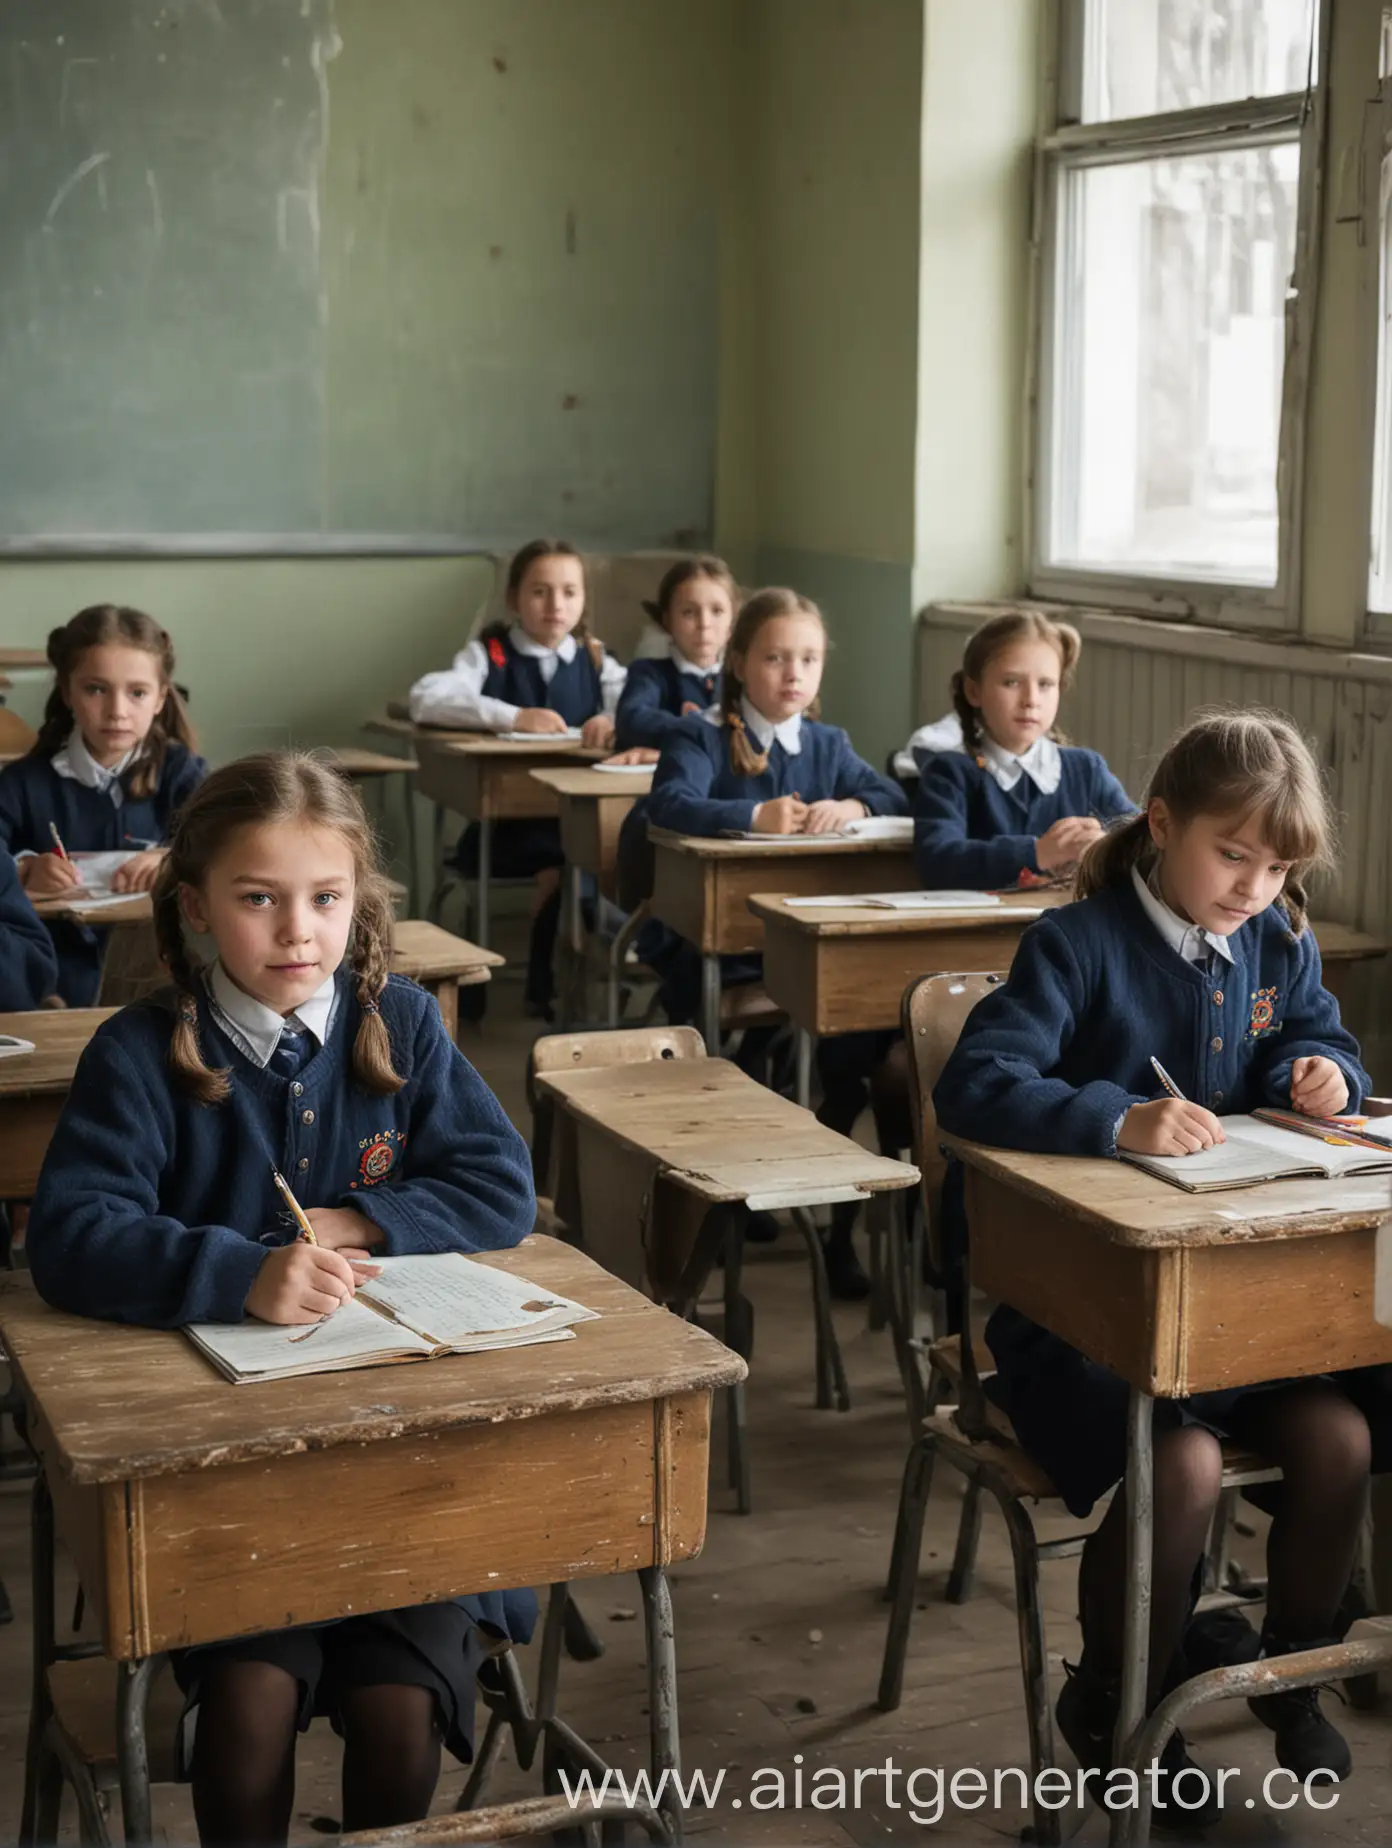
[272,1166,317,1244]
[1150,1056,1187,1102]
[48,823,69,862]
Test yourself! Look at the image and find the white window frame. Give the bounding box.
[1025,0,1329,633]
[1365,22,1392,642]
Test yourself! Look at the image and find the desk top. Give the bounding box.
[537,1057,919,1207]
[748,888,1066,936]
[35,884,411,930]
[944,1134,1392,1250]
[420,733,605,762]
[529,766,654,799]
[0,647,51,670]
[1313,920,1391,962]
[325,747,420,776]
[392,919,503,980]
[0,1237,745,1487]
[650,828,912,862]
[0,1008,117,1097]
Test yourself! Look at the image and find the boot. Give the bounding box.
[1056,1658,1223,1830]
[1248,1633,1352,1784]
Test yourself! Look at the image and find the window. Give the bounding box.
[1034,0,1320,622]
[1368,14,1392,617]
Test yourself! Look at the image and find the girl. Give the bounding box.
[26,752,537,1847]
[408,540,626,1016]
[914,611,1133,890]
[609,554,736,763]
[647,587,907,1297]
[0,845,58,1009]
[934,710,1372,1818]
[0,605,206,1004]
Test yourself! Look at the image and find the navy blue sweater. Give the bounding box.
[481,630,602,726]
[615,657,722,752]
[27,973,536,1328]
[933,880,1369,1157]
[0,742,207,1004]
[647,715,908,837]
[0,846,58,1009]
[914,746,1133,889]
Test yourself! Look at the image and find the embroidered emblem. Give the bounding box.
[1247,987,1279,1038]
[487,636,507,669]
[351,1129,406,1188]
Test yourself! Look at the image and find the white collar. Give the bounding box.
[52,731,140,801]
[978,733,1061,795]
[739,694,802,756]
[511,627,577,665]
[669,642,722,679]
[894,712,963,778]
[207,962,339,1068]
[1131,865,1236,968]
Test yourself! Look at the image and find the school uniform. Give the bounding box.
[933,872,1369,1517]
[914,735,1134,889]
[0,735,207,1005]
[615,646,723,910]
[0,845,58,1009]
[643,702,907,1022]
[27,966,538,1761]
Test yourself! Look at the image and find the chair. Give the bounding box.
[877,973,1282,1848]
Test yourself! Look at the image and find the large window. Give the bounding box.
[1034,0,1320,623]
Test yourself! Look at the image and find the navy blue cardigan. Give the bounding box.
[615,658,722,752]
[933,880,1369,1157]
[0,847,58,1009]
[481,630,602,726]
[914,746,1133,889]
[27,972,536,1329]
[0,743,207,1004]
[647,715,908,837]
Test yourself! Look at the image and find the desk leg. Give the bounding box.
[639,1565,682,1843]
[405,778,422,917]
[795,1029,813,1111]
[429,803,447,923]
[561,865,584,1028]
[20,1475,55,1847]
[700,954,720,1055]
[476,816,492,950]
[117,1655,158,1845]
[1110,1387,1154,1848]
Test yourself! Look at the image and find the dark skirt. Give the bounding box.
[453,818,563,880]
[48,918,103,1007]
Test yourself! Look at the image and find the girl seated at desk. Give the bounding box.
[646,586,907,1297]
[934,709,1372,1822]
[27,752,537,1847]
[913,610,1133,890]
[408,539,627,1017]
[0,604,206,1004]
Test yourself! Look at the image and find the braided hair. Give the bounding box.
[720,588,825,775]
[151,751,403,1105]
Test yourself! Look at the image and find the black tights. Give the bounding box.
[190,1662,442,1846]
[1077,1381,1370,1704]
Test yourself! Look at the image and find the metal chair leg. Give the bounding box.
[946,1478,984,1604]
[563,1591,605,1663]
[996,1488,1060,1848]
[791,1207,850,1413]
[877,1434,937,1712]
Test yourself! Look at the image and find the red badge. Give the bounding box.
[1247,988,1278,1038]
[351,1130,405,1188]
[487,636,507,669]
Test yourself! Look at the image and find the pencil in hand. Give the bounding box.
[271,1166,317,1243]
[48,823,70,862]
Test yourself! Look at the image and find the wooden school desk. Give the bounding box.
[533,1052,918,1508]
[647,830,916,1051]
[1311,919,1390,1013]
[413,735,604,949]
[944,1134,1392,1848]
[0,1009,116,1200]
[323,747,422,912]
[0,648,52,671]
[4,1237,744,1845]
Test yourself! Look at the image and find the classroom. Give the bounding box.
[2,1,1392,1844]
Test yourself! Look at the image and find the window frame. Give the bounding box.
[1025,0,1328,633]
[1364,36,1392,643]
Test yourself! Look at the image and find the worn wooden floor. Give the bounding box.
[2,938,1390,1844]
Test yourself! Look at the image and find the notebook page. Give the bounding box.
[496,728,582,743]
[68,850,140,898]
[359,1254,596,1348]
[1210,1116,1392,1174]
[840,815,914,843]
[1125,1131,1321,1190]
[186,1299,431,1380]
[781,890,1002,911]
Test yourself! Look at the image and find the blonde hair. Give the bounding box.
[1076,708,1334,933]
[152,751,404,1105]
[952,610,1081,752]
[719,588,825,775]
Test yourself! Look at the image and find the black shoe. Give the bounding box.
[1249,1636,1352,1784]
[822,1239,871,1302]
[1056,1660,1222,1831]
[1184,1603,1263,1676]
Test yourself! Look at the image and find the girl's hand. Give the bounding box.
[581,714,616,750]
[111,849,165,894]
[1290,1056,1350,1118]
[752,795,809,835]
[245,1244,364,1325]
[303,1206,383,1253]
[602,747,660,767]
[513,708,571,735]
[1118,1099,1226,1157]
[1036,816,1104,873]
[20,853,80,899]
[803,798,868,837]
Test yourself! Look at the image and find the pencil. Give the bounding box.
[1150,1056,1187,1102]
[272,1166,317,1243]
[48,822,70,862]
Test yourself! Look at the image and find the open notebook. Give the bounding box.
[782,890,1010,913]
[186,1253,597,1384]
[720,816,916,845]
[1121,1114,1392,1193]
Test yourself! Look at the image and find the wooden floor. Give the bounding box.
[2,913,1390,1844]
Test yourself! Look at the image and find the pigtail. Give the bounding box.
[951,669,982,753]
[720,669,768,776]
[1073,812,1153,902]
[574,614,605,676]
[152,871,230,1105]
[30,624,81,760]
[1279,873,1310,936]
[348,880,406,1096]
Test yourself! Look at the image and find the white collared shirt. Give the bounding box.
[978,733,1062,796]
[407,625,626,731]
[52,732,140,805]
[739,694,802,756]
[669,642,722,681]
[1131,865,1236,968]
[207,962,339,1069]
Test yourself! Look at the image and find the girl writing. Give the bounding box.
[27,752,537,1845]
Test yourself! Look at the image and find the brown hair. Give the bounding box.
[1075,708,1334,933]
[482,538,602,673]
[152,752,404,1106]
[35,605,197,800]
[951,611,1081,752]
[641,555,738,629]
[719,588,825,776]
